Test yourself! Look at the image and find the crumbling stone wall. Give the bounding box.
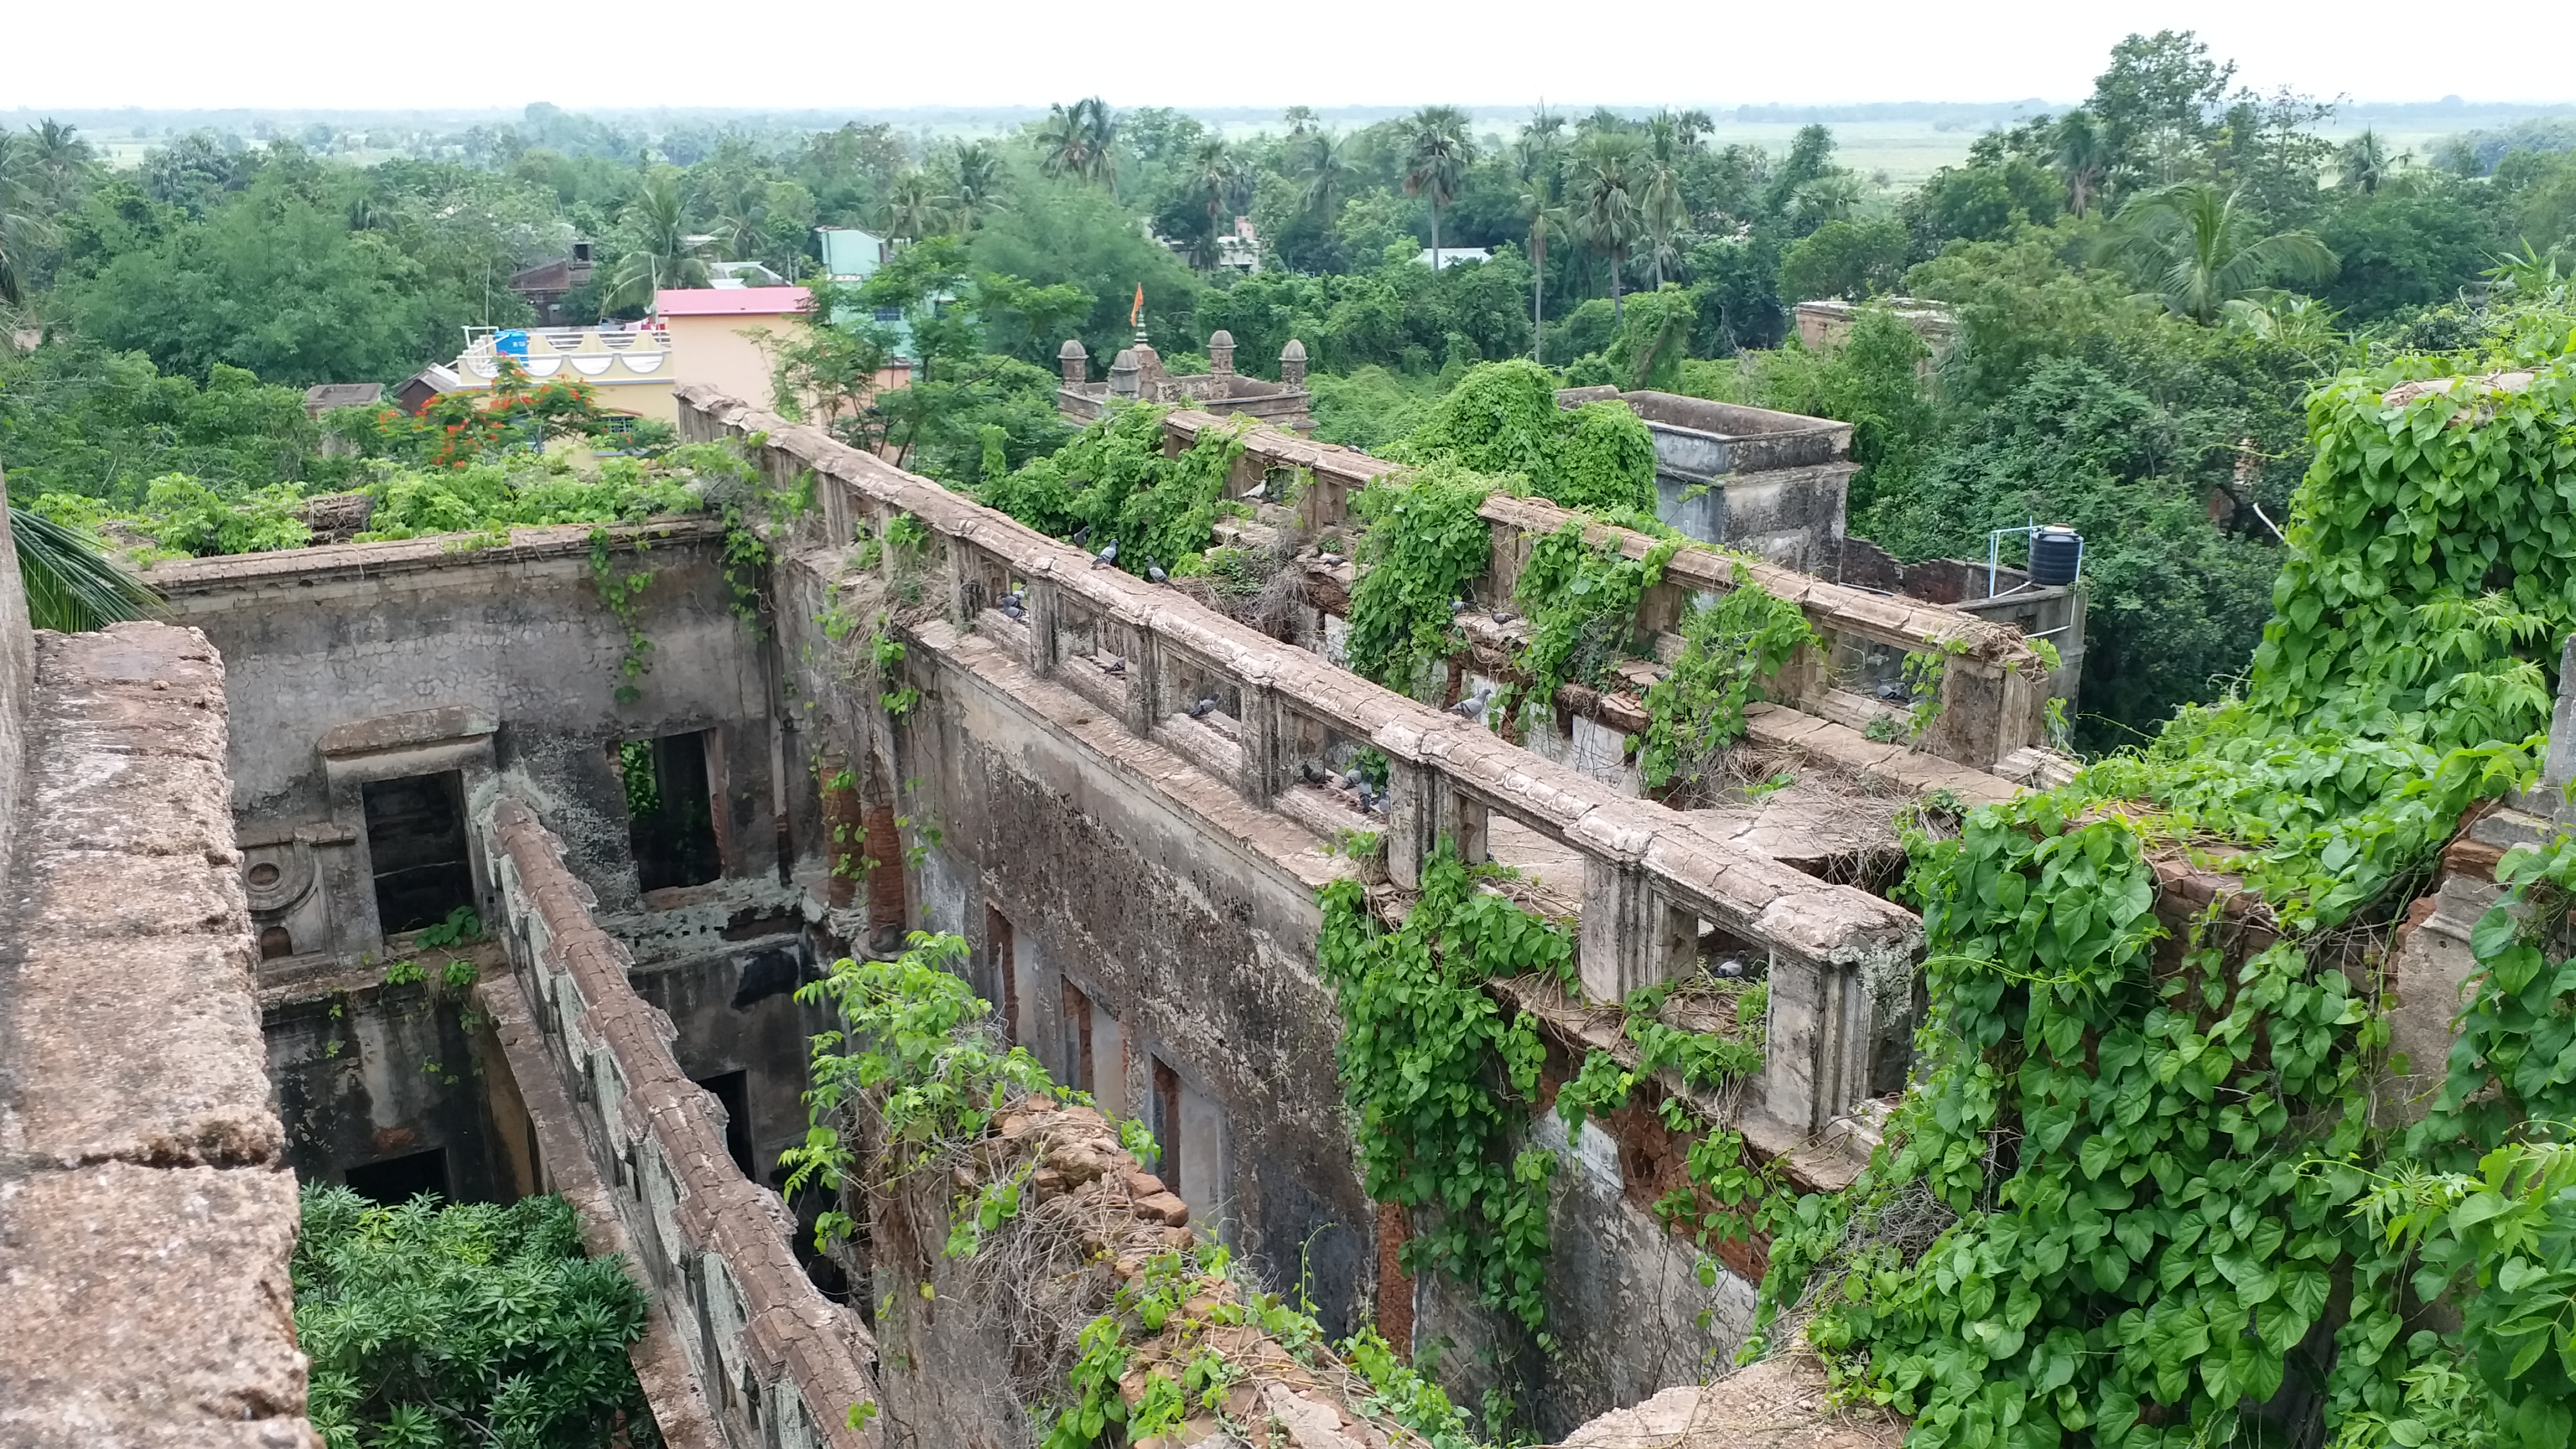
[481,795,881,1449]
[145,521,782,959]
[0,621,316,1448]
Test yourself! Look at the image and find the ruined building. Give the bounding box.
[5,376,2114,1446]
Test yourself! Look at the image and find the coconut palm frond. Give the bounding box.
[9,501,163,633]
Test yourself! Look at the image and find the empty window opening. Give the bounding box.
[345,1147,450,1205]
[618,733,721,892]
[362,772,473,934]
[1151,1056,1182,1194]
[988,906,1020,1047]
[697,1069,755,1178]
[1062,980,1095,1100]
[258,925,295,960]
[1091,1003,1127,1121]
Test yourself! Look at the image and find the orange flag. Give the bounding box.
[1130,285,1144,329]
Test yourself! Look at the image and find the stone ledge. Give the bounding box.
[0,624,308,1446]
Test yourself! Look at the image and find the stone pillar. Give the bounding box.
[2544,634,2576,796]
[1120,628,1159,738]
[861,747,907,956]
[1578,859,1698,1005]
[1023,578,1061,678]
[1760,951,1870,1134]
[1058,338,1089,387]
[1109,349,1142,399]
[1385,764,1490,890]
[1236,683,1287,806]
[1278,338,1308,387]
[1206,329,1235,377]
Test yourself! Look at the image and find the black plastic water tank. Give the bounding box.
[2029,526,2082,586]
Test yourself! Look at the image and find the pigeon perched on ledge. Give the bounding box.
[1092,539,1120,570]
[1188,697,1219,718]
[1147,558,1167,583]
[1447,688,1495,723]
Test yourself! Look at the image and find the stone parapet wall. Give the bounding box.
[480,795,882,1449]
[0,490,37,888]
[0,621,318,1448]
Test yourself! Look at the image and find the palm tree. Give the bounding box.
[1401,106,1476,270]
[1517,109,1568,358]
[6,497,161,633]
[1038,98,1118,193]
[879,170,955,242]
[948,141,1006,229]
[2101,182,2337,324]
[1571,135,1644,322]
[1184,138,1242,269]
[2339,129,2393,195]
[26,120,94,210]
[605,171,711,312]
[1639,112,1688,290]
[1298,131,1351,221]
[1282,106,1319,139]
[2052,109,2110,217]
[0,135,42,306]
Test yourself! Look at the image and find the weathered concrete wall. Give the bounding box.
[481,794,882,1449]
[0,491,36,891]
[262,962,524,1204]
[144,522,780,962]
[0,622,318,1448]
[774,553,1379,1337]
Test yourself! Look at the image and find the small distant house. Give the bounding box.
[394,365,463,416]
[302,383,384,419]
[1415,247,1490,270]
[304,383,386,456]
[1792,297,1956,363]
[508,242,596,327]
[708,261,788,288]
[815,227,892,282]
[654,287,815,410]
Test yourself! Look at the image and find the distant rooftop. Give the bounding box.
[655,287,811,318]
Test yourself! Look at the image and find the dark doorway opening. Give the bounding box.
[617,733,721,892]
[362,772,474,934]
[345,1147,450,1205]
[697,1069,755,1178]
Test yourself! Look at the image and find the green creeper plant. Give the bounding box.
[1342,462,1500,689]
[1637,568,1815,792]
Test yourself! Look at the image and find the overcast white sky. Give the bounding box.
[11,0,2574,112]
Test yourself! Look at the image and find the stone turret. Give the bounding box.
[1206,330,1235,377]
[1059,338,1089,387]
[1108,348,1142,399]
[1278,338,1308,387]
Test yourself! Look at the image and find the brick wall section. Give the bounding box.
[0,622,318,1448]
[482,795,883,1449]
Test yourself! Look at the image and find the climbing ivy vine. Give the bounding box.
[1393,359,1657,515]
[974,404,1251,576]
[1343,462,1500,689]
[1317,849,1573,1337]
[1638,569,1815,792]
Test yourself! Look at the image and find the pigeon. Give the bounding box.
[1367,793,1388,817]
[1715,956,1746,979]
[1299,760,1324,784]
[1147,558,1167,583]
[1092,539,1119,570]
[1244,481,1268,503]
[1102,655,1127,675]
[1490,609,1518,624]
[1188,697,1219,719]
[1001,602,1025,621]
[1069,525,1092,548]
[1447,689,1494,722]
[1340,768,1365,792]
[1003,586,1025,606]
[1449,598,1470,614]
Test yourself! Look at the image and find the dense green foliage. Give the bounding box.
[970,404,1247,576]
[1341,462,1501,689]
[294,1187,649,1449]
[1741,343,2576,1448]
[1637,571,1816,792]
[1394,359,1655,513]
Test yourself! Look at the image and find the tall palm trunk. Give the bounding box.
[1531,222,1547,361]
[1429,201,1442,272]
[1611,248,1625,323]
